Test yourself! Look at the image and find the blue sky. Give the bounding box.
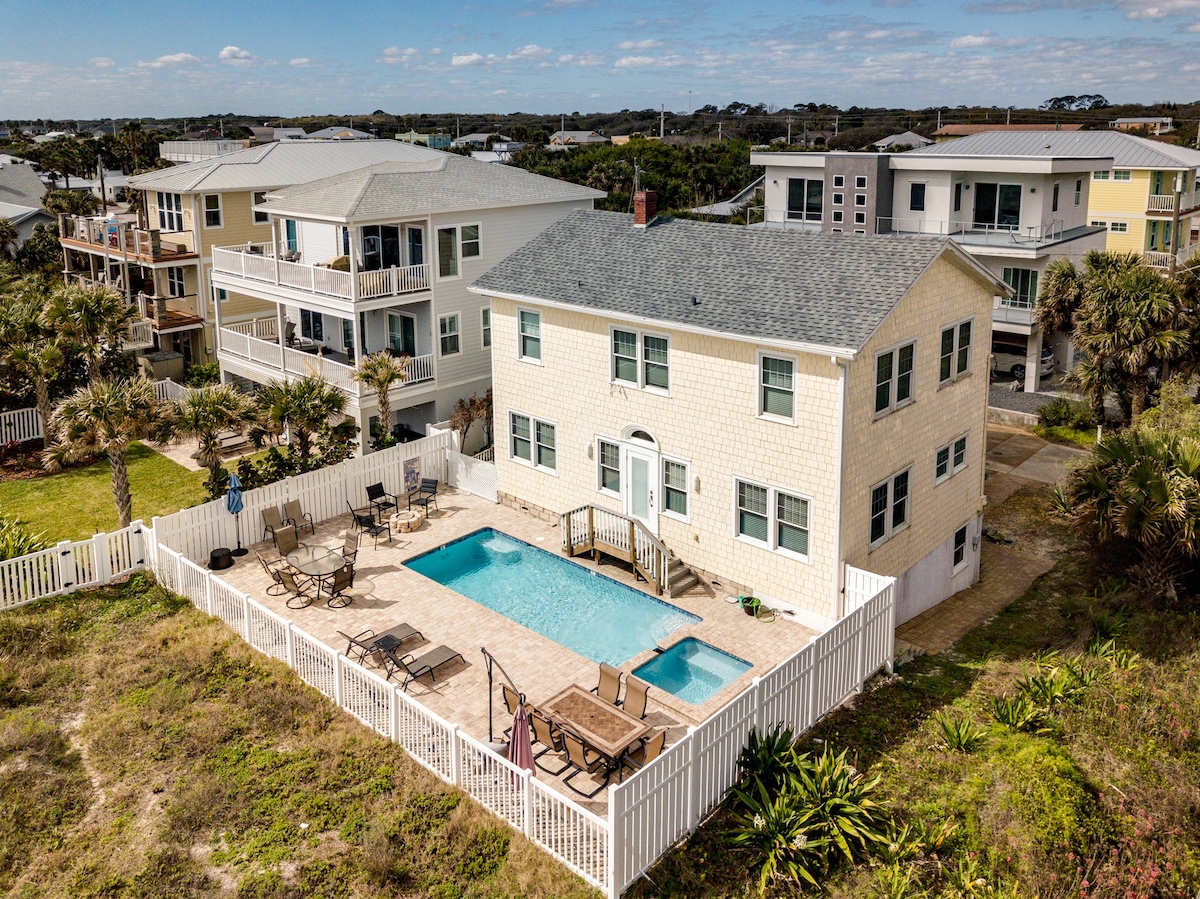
[3,0,1199,119]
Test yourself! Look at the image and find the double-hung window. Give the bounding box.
[939,319,973,384]
[953,525,969,569]
[869,469,910,547]
[759,353,795,422]
[611,327,669,392]
[481,307,492,348]
[1092,170,1110,181]
[157,192,183,231]
[597,440,620,494]
[1074,178,1082,207]
[935,433,969,483]
[166,266,185,298]
[510,413,556,472]
[663,458,689,519]
[875,341,915,416]
[252,191,269,224]
[736,479,811,560]
[203,193,222,228]
[436,224,481,278]
[439,314,460,356]
[518,309,541,362]
[461,224,481,258]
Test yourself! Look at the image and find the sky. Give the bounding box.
[3,0,1199,120]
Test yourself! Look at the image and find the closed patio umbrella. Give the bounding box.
[226,472,247,556]
[508,704,535,777]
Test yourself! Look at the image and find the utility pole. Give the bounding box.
[660,104,665,139]
[633,157,640,193]
[1006,107,1012,126]
[786,116,793,146]
[834,115,839,137]
[803,121,809,149]
[718,121,722,141]
[937,109,941,131]
[97,154,107,214]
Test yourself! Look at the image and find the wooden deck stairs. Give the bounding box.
[560,504,701,597]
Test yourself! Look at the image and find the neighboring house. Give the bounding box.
[59,141,455,373]
[751,142,1110,390]
[160,140,251,163]
[911,130,1200,275]
[548,130,609,148]
[470,142,525,164]
[933,124,1082,140]
[304,126,376,141]
[396,131,452,149]
[470,194,999,626]
[873,131,933,151]
[0,161,47,208]
[451,133,510,149]
[210,153,603,452]
[74,169,128,204]
[250,127,309,143]
[1110,117,1174,135]
[0,202,54,246]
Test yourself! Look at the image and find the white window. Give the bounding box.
[855,175,867,189]
[786,177,823,222]
[832,210,843,223]
[854,194,866,207]
[611,327,669,392]
[1110,221,1128,233]
[510,413,555,471]
[203,193,222,228]
[1074,178,1082,207]
[438,313,460,356]
[1113,170,1131,181]
[833,175,845,188]
[166,266,185,298]
[157,191,183,231]
[252,191,269,224]
[481,307,491,348]
[1090,220,1107,228]
[735,479,811,561]
[662,458,689,519]
[518,309,541,362]
[939,319,972,384]
[437,227,459,278]
[875,341,914,415]
[909,182,926,212]
[832,192,844,206]
[935,433,969,483]
[953,524,969,570]
[854,211,866,225]
[597,439,620,495]
[461,223,481,259]
[869,468,910,548]
[758,353,795,422]
[1092,170,1110,181]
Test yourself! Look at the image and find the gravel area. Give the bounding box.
[988,385,1060,414]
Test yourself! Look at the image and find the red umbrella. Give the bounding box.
[507,704,535,777]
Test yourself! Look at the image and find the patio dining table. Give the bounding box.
[540,684,651,763]
[287,545,344,578]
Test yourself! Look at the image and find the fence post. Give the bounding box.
[855,609,867,692]
[131,518,146,568]
[240,594,251,641]
[607,786,622,899]
[752,676,766,732]
[450,725,463,785]
[92,533,110,587]
[286,622,296,669]
[523,772,534,839]
[334,652,344,707]
[686,725,700,829]
[884,584,896,674]
[204,569,214,616]
[55,540,75,595]
[391,685,403,748]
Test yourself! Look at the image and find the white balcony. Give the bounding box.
[879,216,1083,249]
[1147,191,1200,215]
[992,295,1035,327]
[212,243,431,304]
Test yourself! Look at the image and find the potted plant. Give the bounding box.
[739,595,761,617]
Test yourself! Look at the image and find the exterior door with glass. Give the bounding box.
[622,444,659,533]
[387,312,416,355]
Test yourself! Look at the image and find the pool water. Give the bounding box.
[633,638,752,705]
[404,529,699,666]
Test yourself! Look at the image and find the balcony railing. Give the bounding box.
[60,215,195,257]
[1147,191,1200,214]
[879,216,1068,248]
[992,295,1035,326]
[124,320,155,351]
[217,325,435,399]
[212,243,431,302]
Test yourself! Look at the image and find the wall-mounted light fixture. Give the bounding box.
[694,476,701,492]
[586,443,593,459]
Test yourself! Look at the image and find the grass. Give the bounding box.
[0,573,600,899]
[1033,424,1099,448]
[629,483,1200,898]
[0,443,207,541]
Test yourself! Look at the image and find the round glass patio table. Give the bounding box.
[287,546,344,578]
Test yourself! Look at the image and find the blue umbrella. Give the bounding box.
[226,472,248,556]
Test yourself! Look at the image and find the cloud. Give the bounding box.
[559,52,605,66]
[136,52,201,69]
[614,39,661,50]
[429,47,443,55]
[613,55,658,68]
[288,57,316,67]
[87,57,114,68]
[494,89,509,95]
[451,52,485,66]
[219,45,255,67]
[950,31,996,47]
[376,46,420,65]
[506,43,552,60]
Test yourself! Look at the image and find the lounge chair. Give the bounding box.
[621,676,651,720]
[591,662,622,705]
[321,563,355,608]
[284,320,297,347]
[408,478,439,513]
[387,644,465,691]
[561,731,610,798]
[279,568,314,610]
[255,550,287,596]
[274,524,302,557]
[346,502,391,548]
[366,482,398,518]
[618,728,667,782]
[262,507,289,544]
[284,499,315,536]
[530,710,570,775]
[339,628,377,663]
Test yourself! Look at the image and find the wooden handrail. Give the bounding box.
[560,504,668,594]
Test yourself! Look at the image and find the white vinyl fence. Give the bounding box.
[0,407,44,444]
[447,449,498,503]
[0,522,146,611]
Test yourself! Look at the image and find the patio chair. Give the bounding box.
[255,550,287,596]
[387,644,466,691]
[274,524,301,557]
[617,728,667,782]
[561,731,610,798]
[341,531,359,566]
[284,319,297,347]
[501,683,525,739]
[338,628,377,663]
[591,662,622,705]
[262,507,289,545]
[408,478,439,513]
[366,482,398,518]
[346,502,391,548]
[284,499,315,536]
[279,568,315,610]
[321,563,355,609]
[621,676,651,720]
[530,710,570,775]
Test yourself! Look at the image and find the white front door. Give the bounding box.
[622,444,659,533]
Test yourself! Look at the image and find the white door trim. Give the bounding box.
[622,442,659,534]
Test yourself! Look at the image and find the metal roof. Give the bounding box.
[472,209,996,354]
[260,155,604,221]
[913,130,1200,169]
[127,141,445,193]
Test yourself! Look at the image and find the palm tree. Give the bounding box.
[255,375,347,463]
[43,281,137,382]
[174,384,255,496]
[47,377,176,528]
[0,283,64,434]
[352,352,409,442]
[0,218,18,261]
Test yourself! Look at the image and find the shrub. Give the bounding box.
[734,725,797,798]
[991,694,1045,732]
[1037,396,1094,429]
[180,362,220,388]
[0,514,48,562]
[932,711,990,752]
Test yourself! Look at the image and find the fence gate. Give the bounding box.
[447,450,498,503]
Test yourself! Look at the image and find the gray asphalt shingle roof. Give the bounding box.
[261,155,604,220]
[472,209,966,353]
[912,130,1200,169]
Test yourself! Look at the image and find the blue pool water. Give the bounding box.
[633,638,752,705]
[404,529,699,666]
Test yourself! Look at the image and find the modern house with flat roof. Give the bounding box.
[210,153,602,452]
[470,193,1000,625]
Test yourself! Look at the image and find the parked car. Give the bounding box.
[991,339,1055,380]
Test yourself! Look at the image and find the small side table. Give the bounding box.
[208,547,234,571]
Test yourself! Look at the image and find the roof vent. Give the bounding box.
[690,295,700,306]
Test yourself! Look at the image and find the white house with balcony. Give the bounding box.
[210,155,603,451]
[752,147,1110,391]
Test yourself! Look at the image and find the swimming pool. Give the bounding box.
[404,529,699,666]
[633,638,752,705]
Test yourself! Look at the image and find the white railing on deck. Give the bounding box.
[213,244,430,302]
[561,505,667,594]
[0,407,44,443]
[225,318,279,340]
[1147,191,1199,213]
[0,521,146,611]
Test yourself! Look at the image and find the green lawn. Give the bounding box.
[0,443,208,542]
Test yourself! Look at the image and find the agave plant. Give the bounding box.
[726,781,831,892]
[733,725,797,800]
[787,748,889,866]
[990,694,1045,732]
[932,711,990,753]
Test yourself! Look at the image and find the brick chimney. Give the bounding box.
[633,190,658,227]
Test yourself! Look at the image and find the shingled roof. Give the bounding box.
[472,209,996,354]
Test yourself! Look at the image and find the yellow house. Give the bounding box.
[471,196,1002,626]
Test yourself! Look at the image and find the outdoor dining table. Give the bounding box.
[540,684,651,764]
[286,545,344,579]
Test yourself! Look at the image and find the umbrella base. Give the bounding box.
[230,548,249,557]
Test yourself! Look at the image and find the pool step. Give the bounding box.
[667,555,701,596]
